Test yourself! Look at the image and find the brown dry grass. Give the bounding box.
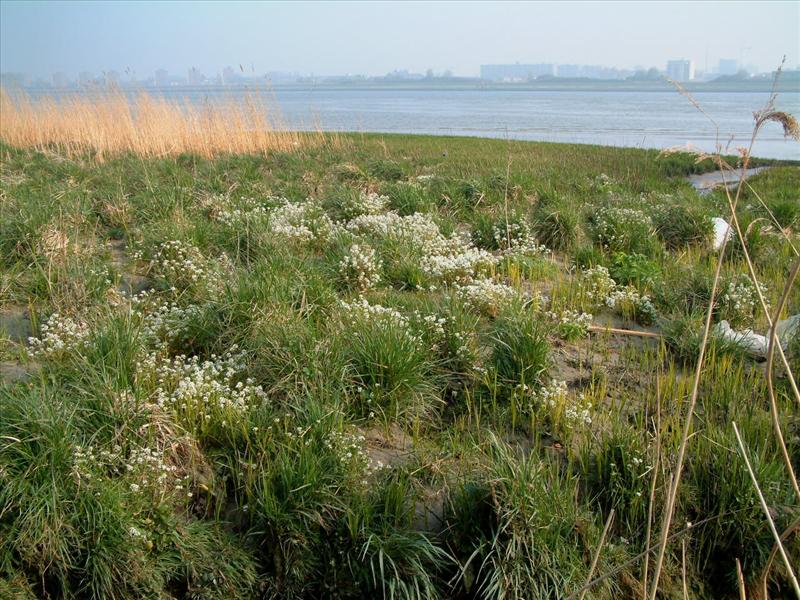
[0,87,325,160]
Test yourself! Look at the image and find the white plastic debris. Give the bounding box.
[714,320,769,357]
[777,315,800,345]
[713,315,800,358]
[712,217,732,250]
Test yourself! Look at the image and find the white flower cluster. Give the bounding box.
[132,292,202,347]
[339,243,382,291]
[410,311,448,352]
[591,206,652,250]
[516,380,592,426]
[594,173,614,189]
[546,308,593,339]
[493,221,550,257]
[150,240,221,294]
[140,349,268,429]
[420,246,498,283]
[455,278,517,316]
[28,312,90,359]
[340,297,409,329]
[516,379,568,410]
[345,211,406,237]
[581,266,617,305]
[581,266,656,323]
[342,191,390,217]
[268,199,338,243]
[345,211,497,283]
[339,298,428,350]
[72,442,191,499]
[605,286,657,323]
[564,392,593,427]
[72,444,111,483]
[125,445,191,496]
[720,276,768,326]
[324,430,388,484]
[212,196,270,227]
[346,212,440,246]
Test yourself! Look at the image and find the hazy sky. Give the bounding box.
[1,0,798,79]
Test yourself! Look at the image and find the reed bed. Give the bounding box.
[0,87,320,160]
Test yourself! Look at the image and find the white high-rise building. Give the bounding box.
[666,59,695,82]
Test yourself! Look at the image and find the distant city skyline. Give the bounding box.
[1,1,797,81]
[3,55,781,90]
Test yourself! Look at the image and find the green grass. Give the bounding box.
[1,134,798,599]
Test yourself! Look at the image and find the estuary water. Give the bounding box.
[26,87,800,159]
[266,89,800,160]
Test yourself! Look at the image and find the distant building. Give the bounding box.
[556,64,582,78]
[187,67,204,85]
[666,59,695,82]
[480,63,555,81]
[718,58,738,76]
[78,71,94,86]
[263,71,301,84]
[155,69,170,87]
[222,66,241,85]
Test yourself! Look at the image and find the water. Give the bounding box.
[25,87,800,159]
[687,166,770,194]
[262,89,799,159]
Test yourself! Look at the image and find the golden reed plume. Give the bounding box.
[0,87,325,160]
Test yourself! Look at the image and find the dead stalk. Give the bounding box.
[578,509,615,600]
[732,422,800,598]
[736,558,747,600]
[642,383,662,599]
[760,517,800,599]
[764,256,800,501]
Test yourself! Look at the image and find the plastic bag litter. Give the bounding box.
[777,315,800,344]
[712,217,732,250]
[713,315,800,358]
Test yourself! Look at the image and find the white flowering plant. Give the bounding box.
[718,275,769,328]
[339,243,382,291]
[28,312,91,360]
[455,278,517,317]
[513,379,593,430]
[339,190,390,219]
[268,198,340,244]
[605,286,658,325]
[546,308,593,341]
[72,441,192,505]
[580,265,657,325]
[492,219,551,258]
[147,239,224,296]
[136,347,268,439]
[410,307,481,375]
[588,205,653,253]
[132,291,204,350]
[581,265,617,307]
[210,195,270,228]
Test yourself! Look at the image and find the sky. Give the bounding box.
[1,0,798,80]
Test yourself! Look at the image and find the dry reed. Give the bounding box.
[0,87,322,160]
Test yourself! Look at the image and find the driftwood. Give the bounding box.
[588,325,661,339]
